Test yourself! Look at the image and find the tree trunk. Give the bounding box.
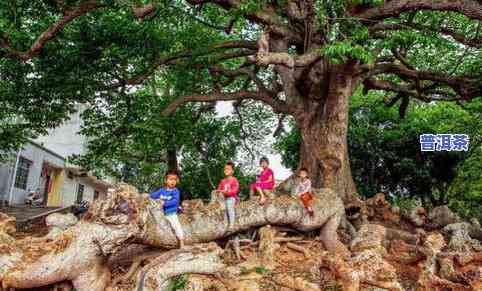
[166,147,178,173]
[296,66,358,203]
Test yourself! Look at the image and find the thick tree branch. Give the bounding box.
[185,0,304,43]
[390,48,414,70]
[106,40,257,89]
[161,90,289,116]
[364,78,418,97]
[256,48,322,68]
[370,22,482,48]
[368,63,482,100]
[273,114,286,137]
[352,0,482,21]
[363,78,461,102]
[209,65,269,94]
[0,1,103,61]
[132,3,157,19]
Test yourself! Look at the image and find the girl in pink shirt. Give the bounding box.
[216,161,239,230]
[250,157,275,205]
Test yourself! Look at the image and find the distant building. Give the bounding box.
[0,141,112,206]
[35,103,89,158]
[0,104,114,206]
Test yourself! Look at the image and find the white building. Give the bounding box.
[0,104,115,206]
[35,103,89,158]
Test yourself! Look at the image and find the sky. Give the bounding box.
[215,101,292,180]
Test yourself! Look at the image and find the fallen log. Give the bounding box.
[0,183,344,290]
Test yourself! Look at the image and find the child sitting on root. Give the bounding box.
[292,168,314,217]
[213,161,239,230]
[150,171,185,248]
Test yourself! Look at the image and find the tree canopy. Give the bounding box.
[0,0,481,200]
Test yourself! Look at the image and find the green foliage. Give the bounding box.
[324,280,343,291]
[239,265,268,275]
[238,0,262,14]
[273,124,300,171]
[391,196,418,211]
[448,144,482,222]
[167,275,187,291]
[255,266,268,274]
[73,73,271,198]
[276,91,481,207]
[323,40,374,64]
[351,93,480,205]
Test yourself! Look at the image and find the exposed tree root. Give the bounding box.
[111,252,163,288]
[135,242,225,291]
[285,242,310,257]
[455,252,482,266]
[258,226,280,270]
[6,186,482,291]
[0,213,16,235]
[272,273,320,291]
[442,222,482,252]
[0,184,344,290]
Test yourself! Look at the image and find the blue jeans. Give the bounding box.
[226,197,236,225]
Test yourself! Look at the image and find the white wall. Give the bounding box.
[62,174,107,206]
[62,175,77,207]
[0,155,15,203]
[35,103,89,159]
[9,143,65,205]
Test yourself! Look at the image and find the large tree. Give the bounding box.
[1,0,481,202]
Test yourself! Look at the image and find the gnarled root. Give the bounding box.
[442,222,482,252]
[135,242,225,291]
[45,213,78,240]
[258,226,280,269]
[417,233,470,290]
[0,184,344,290]
[0,213,16,235]
[320,215,349,257]
[427,205,460,229]
[455,252,482,266]
[272,273,320,291]
[321,223,403,291]
[1,221,136,291]
[71,257,111,291]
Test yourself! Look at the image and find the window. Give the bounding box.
[14,157,32,190]
[93,190,99,200]
[76,184,85,203]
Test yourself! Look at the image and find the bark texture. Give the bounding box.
[135,243,225,291]
[296,65,358,203]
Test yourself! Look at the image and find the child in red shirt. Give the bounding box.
[215,162,239,230]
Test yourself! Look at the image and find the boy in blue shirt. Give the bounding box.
[150,171,185,248]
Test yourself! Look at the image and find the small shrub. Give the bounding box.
[168,275,187,291]
[255,266,268,274]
